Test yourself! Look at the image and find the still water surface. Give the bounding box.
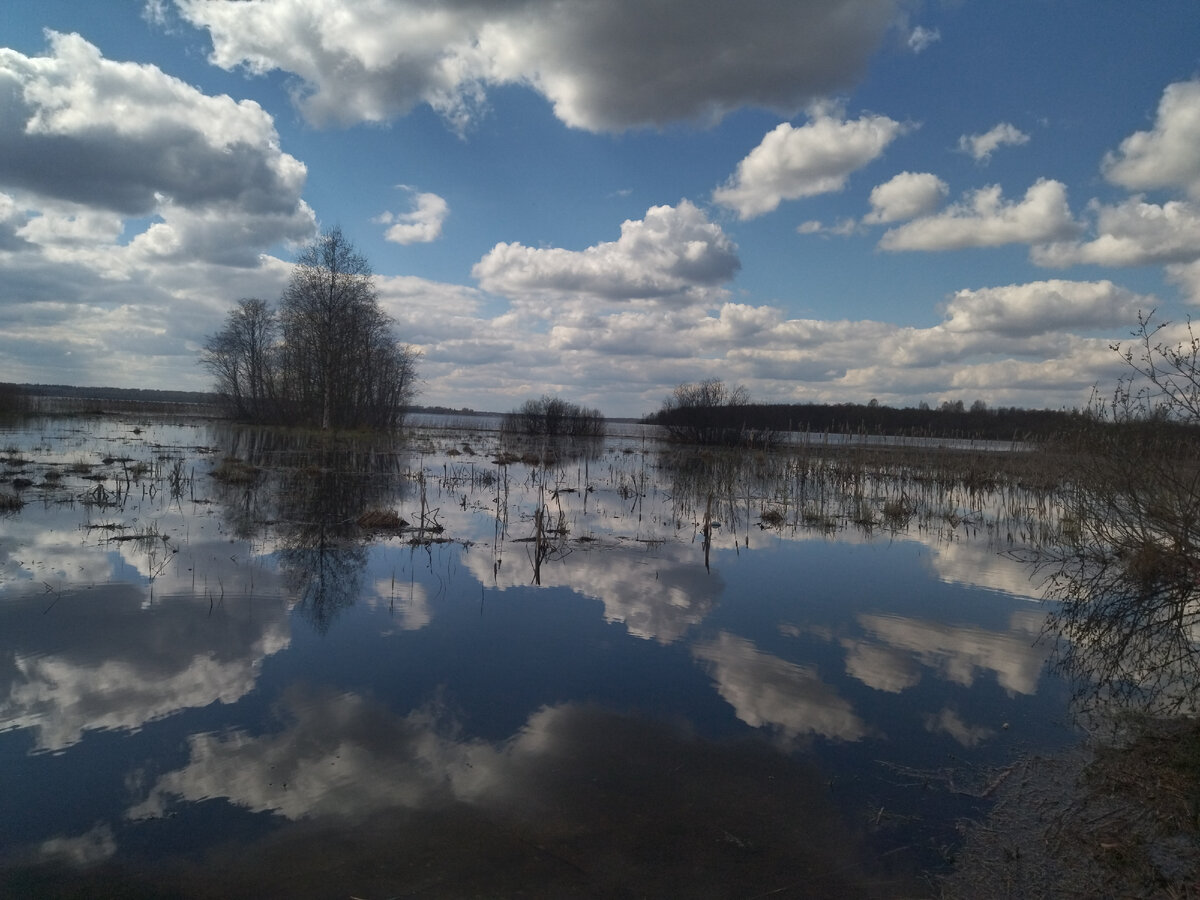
[0,415,1074,897]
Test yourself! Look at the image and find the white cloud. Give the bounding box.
[713,110,910,219]
[863,171,948,224]
[796,217,860,236]
[471,200,739,306]
[0,32,308,224]
[941,280,1145,336]
[0,33,316,392]
[172,0,903,132]
[379,189,449,245]
[958,123,1030,163]
[1103,79,1200,200]
[879,179,1079,251]
[1032,198,1200,268]
[907,26,941,53]
[1168,259,1200,304]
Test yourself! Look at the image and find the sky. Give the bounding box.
[1,1,1199,417]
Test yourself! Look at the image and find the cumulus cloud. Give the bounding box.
[879,179,1079,251]
[713,110,910,219]
[471,200,739,306]
[863,171,948,224]
[172,0,903,132]
[1032,198,1200,268]
[907,26,941,53]
[1168,259,1200,304]
[0,32,307,220]
[0,32,316,390]
[1103,79,1200,200]
[941,280,1145,336]
[958,123,1030,163]
[378,188,449,245]
[0,31,314,272]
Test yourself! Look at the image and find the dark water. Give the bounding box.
[0,416,1074,897]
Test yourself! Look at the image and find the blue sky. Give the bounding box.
[1,1,1199,416]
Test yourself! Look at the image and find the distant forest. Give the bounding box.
[2,382,1114,441]
[13,383,220,405]
[644,401,1090,442]
[3,383,488,418]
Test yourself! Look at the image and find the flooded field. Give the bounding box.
[0,414,1077,897]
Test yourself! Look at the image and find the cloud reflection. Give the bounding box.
[124,687,885,895]
[692,631,868,741]
[0,585,290,752]
[852,610,1046,696]
[463,542,721,644]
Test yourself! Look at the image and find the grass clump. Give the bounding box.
[0,491,23,512]
[357,508,407,530]
[211,457,260,484]
[759,507,787,528]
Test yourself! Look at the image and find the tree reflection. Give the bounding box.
[207,424,412,633]
[1030,416,1200,715]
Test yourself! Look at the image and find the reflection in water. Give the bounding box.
[117,687,903,897]
[693,631,868,741]
[208,424,414,632]
[0,415,1078,895]
[465,541,721,644]
[37,825,117,868]
[1031,517,1200,715]
[366,576,432,630]
[851,610,1047,696]
[0,584,289,753]
[924,707,996,747]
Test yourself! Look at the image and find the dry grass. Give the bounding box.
[759,507,787,528]
[940,716,1200,898]
[357,508,407,530]
[210,457,260,484]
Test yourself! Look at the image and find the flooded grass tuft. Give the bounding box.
[210,457,260,484]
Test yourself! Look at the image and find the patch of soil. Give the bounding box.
[939,717,1200,898]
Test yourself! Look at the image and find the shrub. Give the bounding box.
[501,395,606,438]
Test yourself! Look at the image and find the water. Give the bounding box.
[0,414,1075,897]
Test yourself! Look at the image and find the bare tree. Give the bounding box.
[200,229,419,429]
[653,378,767,446]
[200,297,276,420]
[280,227,381,429]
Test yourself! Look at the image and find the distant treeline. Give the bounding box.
[645,401,1094,442]
[11,383,220,405]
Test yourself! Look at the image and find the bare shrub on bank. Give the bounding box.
[1033,313,1200,715]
